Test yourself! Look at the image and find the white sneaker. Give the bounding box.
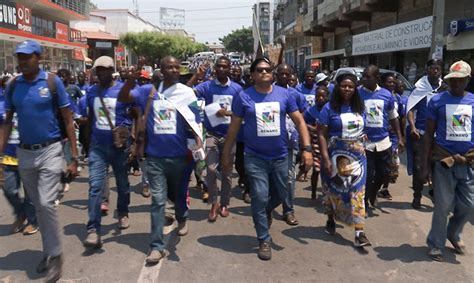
[54,199,60,207]
[64,183,70,192]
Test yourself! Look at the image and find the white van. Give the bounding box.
[195,52,215,60]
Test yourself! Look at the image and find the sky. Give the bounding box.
[93,0,260,43]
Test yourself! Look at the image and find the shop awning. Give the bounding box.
[81,31,119,41]
[306,49,346,59]
[0,28,88,49]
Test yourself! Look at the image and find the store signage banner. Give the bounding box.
[0,0,17,30]
[96,41,112,48]
[450,18,474,36]
[56,22,69,41]
[16,3,31,33]
[352,16,433,56]
[115,46,125,60]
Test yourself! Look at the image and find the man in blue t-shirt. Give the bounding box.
[118,56,202,264]
[222,57,312,261]
[358,65,403,208]
[295,70,317,106]
[0,40,78,282]
[406,59,445,209]
[274,63,307,226]
[82,56,133,249]
[193,56,242,222]
[422,61,474,262]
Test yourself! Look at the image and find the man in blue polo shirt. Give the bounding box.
[422,61,474,261]
[358,65,403,208]
[222,57,312,261]
[193,56,242,221]
[0,40,78,282]
[82,56,133,249]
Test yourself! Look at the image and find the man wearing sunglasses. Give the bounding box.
[222,57,312,261]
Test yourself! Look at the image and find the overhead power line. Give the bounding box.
[138,5,251,13]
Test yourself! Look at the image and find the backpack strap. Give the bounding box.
[6,76,18,112]
[47,72,59,111]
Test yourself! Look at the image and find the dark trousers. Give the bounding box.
[365,148,391,204]
[411,135,425,199]
[235,142,249,193]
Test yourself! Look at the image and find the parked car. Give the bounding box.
[228,52,241,64]
[329,67,414,96]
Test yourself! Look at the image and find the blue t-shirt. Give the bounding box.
[4,71,70,145]
[232,85,298,160]
[389,93,404,144]
[426,91,474,155]
[296,83,316,108]
[414,96,428,132]
[132,84,198,158]
[194,79,242,137]
[358,86,395,142]
[304,105,323,125]
[78,95,88,117]
[86,82,134,145]
[319,103,365,139]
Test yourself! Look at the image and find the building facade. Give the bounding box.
[282,0,473,82]
[0,0,89,74]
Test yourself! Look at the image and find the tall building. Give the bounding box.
[255,2,272,46]
[0,0,90,74]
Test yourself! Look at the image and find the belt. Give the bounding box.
[20,138,61,150]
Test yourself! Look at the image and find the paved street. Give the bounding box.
[0,159,473,282]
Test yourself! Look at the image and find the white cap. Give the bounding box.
[315,73,328,84]
[92,56,114,69]
[444,60,472,80]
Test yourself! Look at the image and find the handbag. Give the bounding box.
[98,94,130,148]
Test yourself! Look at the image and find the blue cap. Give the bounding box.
[15,40,42,55]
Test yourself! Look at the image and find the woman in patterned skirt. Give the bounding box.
[318,73,371,247]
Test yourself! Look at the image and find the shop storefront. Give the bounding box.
[0,0,87,74]
[446,17,474,68]
[349,16,433,83]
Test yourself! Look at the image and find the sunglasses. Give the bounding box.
[254,67,273,73]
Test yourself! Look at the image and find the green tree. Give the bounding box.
[120,31,208,65]
[219,27,253,55]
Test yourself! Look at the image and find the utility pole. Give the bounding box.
[430,0,445,60]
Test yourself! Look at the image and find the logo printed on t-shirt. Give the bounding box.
[153,99,177,135]
[255,101,281,137]
[94,97,117,130]
[340,112,364,138]
[446,104,472,142]
[305,95,315,107]
[39,87,50,97]
[364,99,384,128]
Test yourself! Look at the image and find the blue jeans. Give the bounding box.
[282,148,298,215]
[427,162,474,250]
[87,143,130,233]
[245,153,289,242]
[2,165,37,225]
[147,157,188,251]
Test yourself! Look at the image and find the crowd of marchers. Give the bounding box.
[0,39,473,282]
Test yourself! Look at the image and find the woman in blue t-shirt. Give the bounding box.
[318,73,372,248]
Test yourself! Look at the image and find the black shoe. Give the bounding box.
[311,189,316,200]
[36,256,49,274]
[283,212,299,226]
[45,254,63,283]
[354,232,372,247]
[325,219,336,235]
[412,197,421,209]
[428,247,443,261]
[448,238,466,255]
[257,241,272,261]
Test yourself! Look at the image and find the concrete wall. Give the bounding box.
[70,15,106,32]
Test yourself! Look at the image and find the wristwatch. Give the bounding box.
[302,145,312,153]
